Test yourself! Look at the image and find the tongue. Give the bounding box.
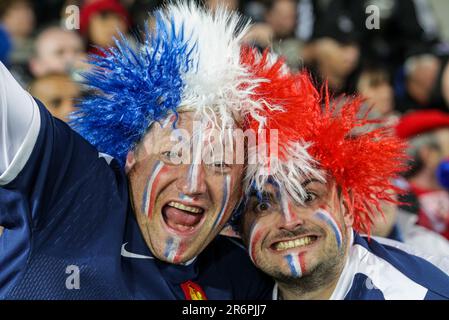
[164,206,203,228]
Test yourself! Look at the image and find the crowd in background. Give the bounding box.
[1,0,449,253]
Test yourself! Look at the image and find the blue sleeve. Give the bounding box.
[0,100,102,297]
[0,100,100,230]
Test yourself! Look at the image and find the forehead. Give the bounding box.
[37,30,81,52]
[250,177,332,198]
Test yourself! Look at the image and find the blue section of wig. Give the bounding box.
[71,14,194,166]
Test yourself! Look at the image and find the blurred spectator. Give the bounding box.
[317,0,443,73]
[295,0,331,42]
[124,0,160,31]
[396,110,449,239]
[0,0,35,65]
[206,0,239,12]
[29,26,87,79]
[309,36,360,95]
[371,191,449,256]
[357,68,399,124]
[398,53,449,113]
[265,0,304,70]
[29,73,80,122]
[80,0,131,55]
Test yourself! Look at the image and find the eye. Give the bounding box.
[255,201,272,213]
[161,150,180,163]
[304,192,317,204]
[207,161,231,172]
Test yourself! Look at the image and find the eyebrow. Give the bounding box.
[301,178,324,187]
[248,190,276,201]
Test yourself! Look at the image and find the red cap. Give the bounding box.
[80,0,130,35]
[395,110,449,139]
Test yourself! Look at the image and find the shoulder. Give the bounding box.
[352,234,449,299]
[200,235,274,299]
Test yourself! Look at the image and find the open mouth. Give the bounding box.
[162,201,206,235]
[270,235,319,252]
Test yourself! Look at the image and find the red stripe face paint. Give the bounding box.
[314,209,343,249]
[248,222,264,266]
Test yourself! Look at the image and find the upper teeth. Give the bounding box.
[274,236,314,251]
[168,201,202,214]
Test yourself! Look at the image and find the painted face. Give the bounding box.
[241,178,353,282]
[127,112,244,264]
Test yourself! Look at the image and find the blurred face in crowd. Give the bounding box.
[0,0,34,39]
[265,0,297,39]
[30,74,80,122]
[358,73,394,117]
[241,177,353,298]
[406,55,440,106]
[88,11,127,48]
[206,0,239,12]
[30,28,85,77]
[315,38,360,80]
[126,112,244,264]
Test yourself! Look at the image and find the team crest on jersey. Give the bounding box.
[181,281,207,300]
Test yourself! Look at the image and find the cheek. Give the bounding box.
[247,220,266,266]
[314,209,343,249]
[141,161,170,219]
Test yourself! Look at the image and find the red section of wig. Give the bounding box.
[241,47,407,234]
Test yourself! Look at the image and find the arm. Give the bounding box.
[0,62,40,185]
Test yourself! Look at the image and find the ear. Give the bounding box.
[125,150,136,173]
[341,193,354,228]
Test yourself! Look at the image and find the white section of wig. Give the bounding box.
[245,140,326,204]
[160,2,264,131]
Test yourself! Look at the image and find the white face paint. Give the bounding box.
[314,209,343,249]
[279,187,295,223]
[164,236,181,263]
[284,253,304,278]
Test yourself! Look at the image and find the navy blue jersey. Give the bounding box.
[0,101,273,300]
[272,232,449,300]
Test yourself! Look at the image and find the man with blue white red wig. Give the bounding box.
[237,48,449,300]
[0,3,274,299]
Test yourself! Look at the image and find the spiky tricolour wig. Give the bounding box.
[71,2,264,166]
[240,48,408,234]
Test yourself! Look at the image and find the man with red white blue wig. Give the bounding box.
[0,3,273,299]
[237,49,449,300]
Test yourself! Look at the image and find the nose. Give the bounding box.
[176,163,207,196]
[278,197,305,231]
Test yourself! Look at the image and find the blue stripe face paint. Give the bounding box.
[315,210,342,248]
[179,193,195,202]
[285,254,303,278]
[164,236,181,263]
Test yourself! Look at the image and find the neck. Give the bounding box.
[277,276,340,300]
[277,229,352,300]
